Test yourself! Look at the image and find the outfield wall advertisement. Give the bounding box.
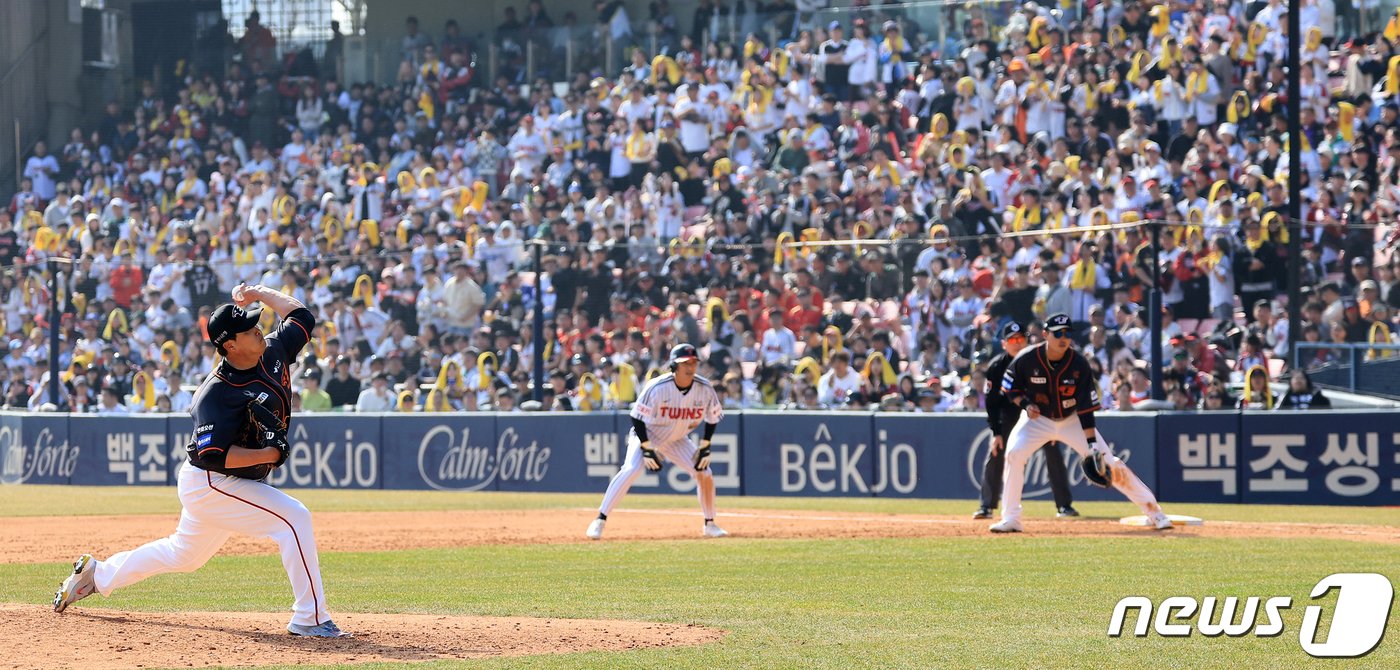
[1,410,1396,505]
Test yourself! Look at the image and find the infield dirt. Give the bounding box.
[0,604,724,669]
[2,507,1394,566]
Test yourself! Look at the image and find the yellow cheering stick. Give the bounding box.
[477,351,498,384]
[612,361,638,404]
[397,390,417,412]
[774,231,795,269]
[353,274,376,309]
[821,326,844,365]
[424,388,452,412]
[419,166,437,186]
[470,180,489,211]
[576,372,602,411]
[651,54,681,86]
[132,371,156,410]
[852,221,873,256]
[646,365,667,382]
[70,293,87,318]
[435,359,464,391]
[273,194,295,225]
[929,112,949,140]
[1369,322,1391,361]
[864,351,897,388]
[396,170,417,192]
[161,340,181,373]
[322,214,344,247]
[103,308,129,339]
[1243,365,1273,409]
[794,356,822,386]
[683,232,706,258]
[359,219,381,247]
[769,47,789,78]
[465,224,480,257]
[706,296,730,328]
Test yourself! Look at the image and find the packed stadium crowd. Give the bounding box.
[3,0,1399,416]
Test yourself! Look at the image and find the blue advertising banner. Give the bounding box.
[593,411,744,497]
[1240,410,1400,506]
[69,415,173,486]
[1154,411,1241,503]
[741,412,876,497]
[494,412,614,493]
[875,413,984,499]
[0,414,75,486]
[381,414,497,491]
[264,415,382,489]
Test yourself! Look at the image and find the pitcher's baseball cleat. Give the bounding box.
[287,620,351,638]
[53,554,97,613]
[702,521,728,538]
[989,519,1024,533]
[586,518,606,540]
[1151,513,1175,531]
[972,507,994,520]
[1056,506,1080,518]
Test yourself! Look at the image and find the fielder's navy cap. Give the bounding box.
[1045,313,1072,332]
[999,322,1025,340]
[207,303,262,347]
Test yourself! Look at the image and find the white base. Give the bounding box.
[1119,514,1203,527]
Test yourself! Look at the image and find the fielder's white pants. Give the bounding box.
[91,462,331,627]
[1000,415,1163,524]
[598,434,717,518]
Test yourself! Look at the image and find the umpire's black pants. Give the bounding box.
[980,431,1073,510]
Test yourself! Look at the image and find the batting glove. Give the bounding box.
[640,442,662,471]
[694,440,712,471]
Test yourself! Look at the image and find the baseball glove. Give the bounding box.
[248,401,290,468]
[1082,451,1112,488]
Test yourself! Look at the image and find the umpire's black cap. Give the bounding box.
[1045,313,1072,333]
[207,303,263,347]
[998,322,1025,340]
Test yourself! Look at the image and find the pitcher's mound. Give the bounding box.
[2,604,725,669]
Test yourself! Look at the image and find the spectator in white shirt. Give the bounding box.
[760,310,797,366]
[356,372,396,412]
[817,351,864,406]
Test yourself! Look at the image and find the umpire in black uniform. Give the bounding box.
[974,322,1075,519]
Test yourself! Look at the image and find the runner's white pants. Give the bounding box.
[598,434,717,518]
[1000,415,1163,523]
[91,462,331,626]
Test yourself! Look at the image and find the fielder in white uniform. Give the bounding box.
[587,344,727,539]
[53,285,349,638]
[991,313,1172,533]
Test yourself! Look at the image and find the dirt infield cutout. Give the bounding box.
[1,507,1396,566]
[0,604,724,669]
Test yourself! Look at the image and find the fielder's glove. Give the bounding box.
[694,441,712,471]
[248,401,290,468]
[640,441,662,471]
[1082,437,1111,488]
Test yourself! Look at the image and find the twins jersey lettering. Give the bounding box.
[630,373,723,445]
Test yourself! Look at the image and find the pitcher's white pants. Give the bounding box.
[1000,415,1163,524]
[598,434,717,518]
[91,462,331,626]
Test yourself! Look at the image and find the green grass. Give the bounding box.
[4,487,1399,668]
[2,485,1395,526]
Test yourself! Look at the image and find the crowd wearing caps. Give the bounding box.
[3,2,1400,415]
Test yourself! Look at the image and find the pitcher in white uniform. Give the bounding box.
[587,344,727,540]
